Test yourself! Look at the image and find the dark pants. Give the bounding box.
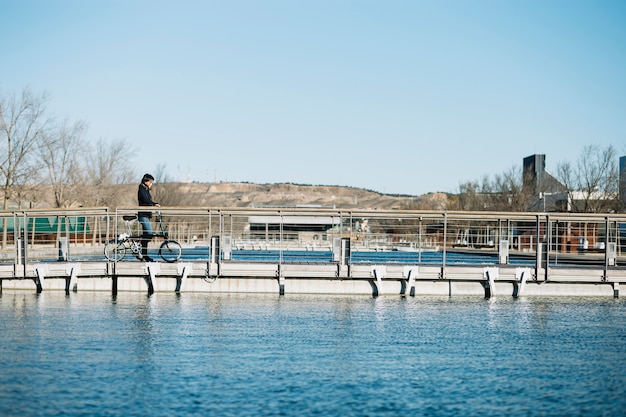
[138,216,153,257]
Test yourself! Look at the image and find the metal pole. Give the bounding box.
[535,214,541,281]
[545,215,550,281]
[442,213,447,279]
[604,216,610,281]
[418,217,422,264]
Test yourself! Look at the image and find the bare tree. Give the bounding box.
[82,138,137,207]
[12,183,38,209]
[557,145,618,213]
[153,162,171,184]
[457,166,532,212]
[457,179,484,211]
[0,87,49,248]
[150,162,189,207]
[489,166,530,211]
[37,119,88,207]
[0,87,49,210]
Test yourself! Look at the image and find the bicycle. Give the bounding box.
[104,211,182,262]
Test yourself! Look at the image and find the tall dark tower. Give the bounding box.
[619,156,626,211]
[523,154,546,196]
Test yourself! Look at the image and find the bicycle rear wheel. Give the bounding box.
[159,240,182,262]
[104,240,126,261]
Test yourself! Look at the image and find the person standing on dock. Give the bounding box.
[137,173,160,262]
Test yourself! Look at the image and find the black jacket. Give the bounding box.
[138,183,158,218]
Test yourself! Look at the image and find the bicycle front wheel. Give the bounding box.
[104,240,126,261]
[159,240,182,262]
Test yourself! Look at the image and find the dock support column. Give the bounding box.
[278,265,285,295]
[112,275,118,296]
[108,262,118,296]
[483,267,498,299]
[34,264,49,293]
[513,267,531,298]
[403,266,418,297]
[278,277,285,295]
[176,263,192,293]
[145,263,160,295]
[371,265,386,297]
[613,282,619,298]
[206,260,220,282]
[203,262,217,283]
[65,263,81,295]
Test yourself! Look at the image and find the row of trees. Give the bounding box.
[454,144,623,213]
[1,87,136,209]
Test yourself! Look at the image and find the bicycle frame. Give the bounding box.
[104,212,181,262]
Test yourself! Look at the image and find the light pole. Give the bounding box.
[540,192,554,212]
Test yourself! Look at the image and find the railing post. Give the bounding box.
[58,236,69,261]
[605,216,614,281]
[418,217,423,264]
[498,239,509,264]
[341,237,351,266]
[15,212,28,278]
[441,213,447,280]
[545,215,550,281]
[279,210,283,265]
[210,236,220,264]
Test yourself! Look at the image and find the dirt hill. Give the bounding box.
[140,182,452,210]
[14,182,451,210]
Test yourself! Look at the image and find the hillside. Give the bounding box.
[139,182,451,210]
[10,182,452,210]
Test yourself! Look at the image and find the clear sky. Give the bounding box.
[1,0,625,195]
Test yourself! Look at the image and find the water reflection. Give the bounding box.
[132,295,156,359]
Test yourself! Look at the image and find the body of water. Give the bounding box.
[1,292,625,416]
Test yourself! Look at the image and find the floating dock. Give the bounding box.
[0,258,622,298]
[1,207,625,298]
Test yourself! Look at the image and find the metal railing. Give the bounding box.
[2,207,626,271]
[0,208,111,263]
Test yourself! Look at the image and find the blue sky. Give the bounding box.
[1,0,624,195]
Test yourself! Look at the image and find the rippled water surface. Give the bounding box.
[1,292,625,416]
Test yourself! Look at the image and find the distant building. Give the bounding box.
[523,154,568,211]
[247,215,340,241]
[524,153,625,213]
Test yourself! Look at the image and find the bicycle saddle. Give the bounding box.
[122,215,138,221]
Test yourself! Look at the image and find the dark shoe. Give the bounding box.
[143,256,154,262]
